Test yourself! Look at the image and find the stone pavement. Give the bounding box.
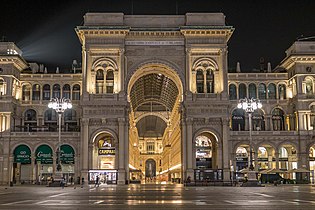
[0,184,315,209]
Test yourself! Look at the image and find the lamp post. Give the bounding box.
[48,98,72,177]
[237,98,262,171]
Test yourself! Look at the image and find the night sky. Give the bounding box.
[1,0,315,72]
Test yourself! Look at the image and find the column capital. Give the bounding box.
[81,118,89,126]
[118,118,126,125]
[186,117,194,125]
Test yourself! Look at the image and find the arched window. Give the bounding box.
[231,109,245,131]
[72,84,80,100]
[304,77,313,94]
[229,84,237,100]
[278,84,286,100]
[62,84,70,99]
[43,84,50,100]
[196,70,204,93]
[22,84,31,101]
[258,147,268,158]
[52,84,60,98]
[64,109,78,131]
[252,109,265,131]
[235,146,248,171]
[106,70,114,94]
[0,78,6,95]
[258,83,266,100]
[24,109,37,132]
[238,83,247,99]
[96,70,104,94]
[279,147,288,158]
[32,84,40,100]
[272,108,285,131]
[248,83,257,99]
[44,109,57,131]
[206,70,214,93]
[268,83,276,99]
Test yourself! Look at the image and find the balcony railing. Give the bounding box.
[12,125,80,132]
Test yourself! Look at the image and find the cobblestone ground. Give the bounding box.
[0,184,315,209]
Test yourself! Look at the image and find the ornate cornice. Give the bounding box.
[180,27,234,41]
[75,27,129,43]
[0,55,28,70]
[280,55,315,69]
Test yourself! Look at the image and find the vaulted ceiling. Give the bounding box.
[130,73,179,138]
[136,115,167,138]
[130,73,179,112]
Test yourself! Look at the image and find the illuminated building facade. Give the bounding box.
[0,13,315,185]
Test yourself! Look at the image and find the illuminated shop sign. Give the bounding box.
[98,148,115,155]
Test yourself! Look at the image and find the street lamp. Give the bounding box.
[48,98,72,176]
[237,98,262,171]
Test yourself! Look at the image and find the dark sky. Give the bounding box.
[1,0,315,72]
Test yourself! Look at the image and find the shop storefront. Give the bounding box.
[60,144,75,182]
[89,169,117,184]
[13,145,32,184]
[36,144,53,184]
[91,132,118,184]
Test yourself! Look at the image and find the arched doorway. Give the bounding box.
[35,144,53,184]
[90,132,117,184]
[194,132,220,182]
[279,144,297,171]
[13,144,32,184]
[60,144,75,183]
[309,145,315,183]
[127,63,183,184]
[145,159,156,181]
[257,145,275,170]
[235,145,249,171]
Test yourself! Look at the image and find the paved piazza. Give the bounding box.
[0,184,315,209]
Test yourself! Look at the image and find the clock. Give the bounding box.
[306,66,312,72]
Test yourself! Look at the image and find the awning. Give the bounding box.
[35,145,53,164]
[14,145,31,164]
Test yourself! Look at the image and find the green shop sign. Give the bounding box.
[36,145,53,164]
[14,145,31,164]
[60,145,75,164]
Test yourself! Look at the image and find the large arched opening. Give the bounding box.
[128,63,183,184]
[90,131,118,184]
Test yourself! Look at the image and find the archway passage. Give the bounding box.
[90,132,118,185]
[128,69,182,184]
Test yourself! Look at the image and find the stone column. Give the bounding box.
[254,150,258,171]
[186,118,194,179]
[31,154,36,183]
[114,70,119,93]
[275,151,279,169]
[124,119,129,181]
[221,47,229,97]
[118,118,126,185]
[103,71,107,94]
[119,49,125,92]
[298,112,304,130]
[203,71,207,93]
[52,156,56,177]
[222,118,231,181]
[191,70,196,93]
[181,117,187,181]
[82,48,88,94]
[80,118,89,184]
